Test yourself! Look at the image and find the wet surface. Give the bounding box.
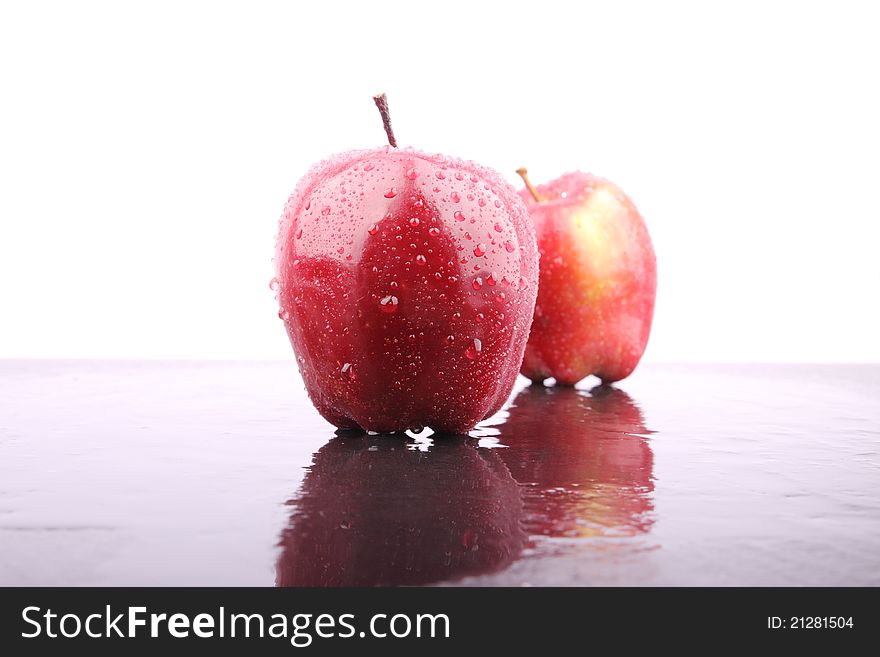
[1,361,878,586]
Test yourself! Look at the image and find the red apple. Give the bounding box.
[497,384,654,538]
[276,435,526,586]
[516,169,656,384]
[273,96,539,433]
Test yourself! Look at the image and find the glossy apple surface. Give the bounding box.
[275,148,539,433]
[518,172,656,384]
[276,435,525,586]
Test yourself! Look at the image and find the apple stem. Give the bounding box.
[372,93,398,148]
[516,167,543,202]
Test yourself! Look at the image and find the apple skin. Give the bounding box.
[276,434,526,586]
[275,147,539,434]
[497,384,654,538]
[518,172,656,384]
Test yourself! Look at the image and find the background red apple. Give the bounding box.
[273,98,539,433]
[517,170,656,384]
[276,435,526,586]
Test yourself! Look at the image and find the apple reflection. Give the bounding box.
[496,384,654,538]
[276,384,655,586]
[276,434,526,586]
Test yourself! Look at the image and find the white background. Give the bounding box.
[1,0,878,362]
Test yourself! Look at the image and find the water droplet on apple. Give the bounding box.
[472,277,483,290]
[341,362,356,380]
[384,188,397,198]
[368,224,378,236]
[446,335,455,344]
[428,227,440,237]
[409,217,420,226]
[379,295,399,314]
[486,273,497,286]
[454,211,466,222]
[505,241,516,253]
[451,192,461,203]
[436,171,446,179]
[278,308,290,320]
[405,167,419,180]
[495,292,506,302]
[295,228,303,239]
[363,162,375,171]
[321,206,331,216]
[454,172,464,181]
[473,244,486,257]
[448,275,458,284]
[494,200,502,208]
[493,223,503,233]
[415,254,427,266]
[465,338,482,360]
[269,278,279,291]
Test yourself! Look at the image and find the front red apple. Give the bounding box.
[275,147,538,434]
[518,171,656,385]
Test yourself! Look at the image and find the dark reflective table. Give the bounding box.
[1,361,878,585]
